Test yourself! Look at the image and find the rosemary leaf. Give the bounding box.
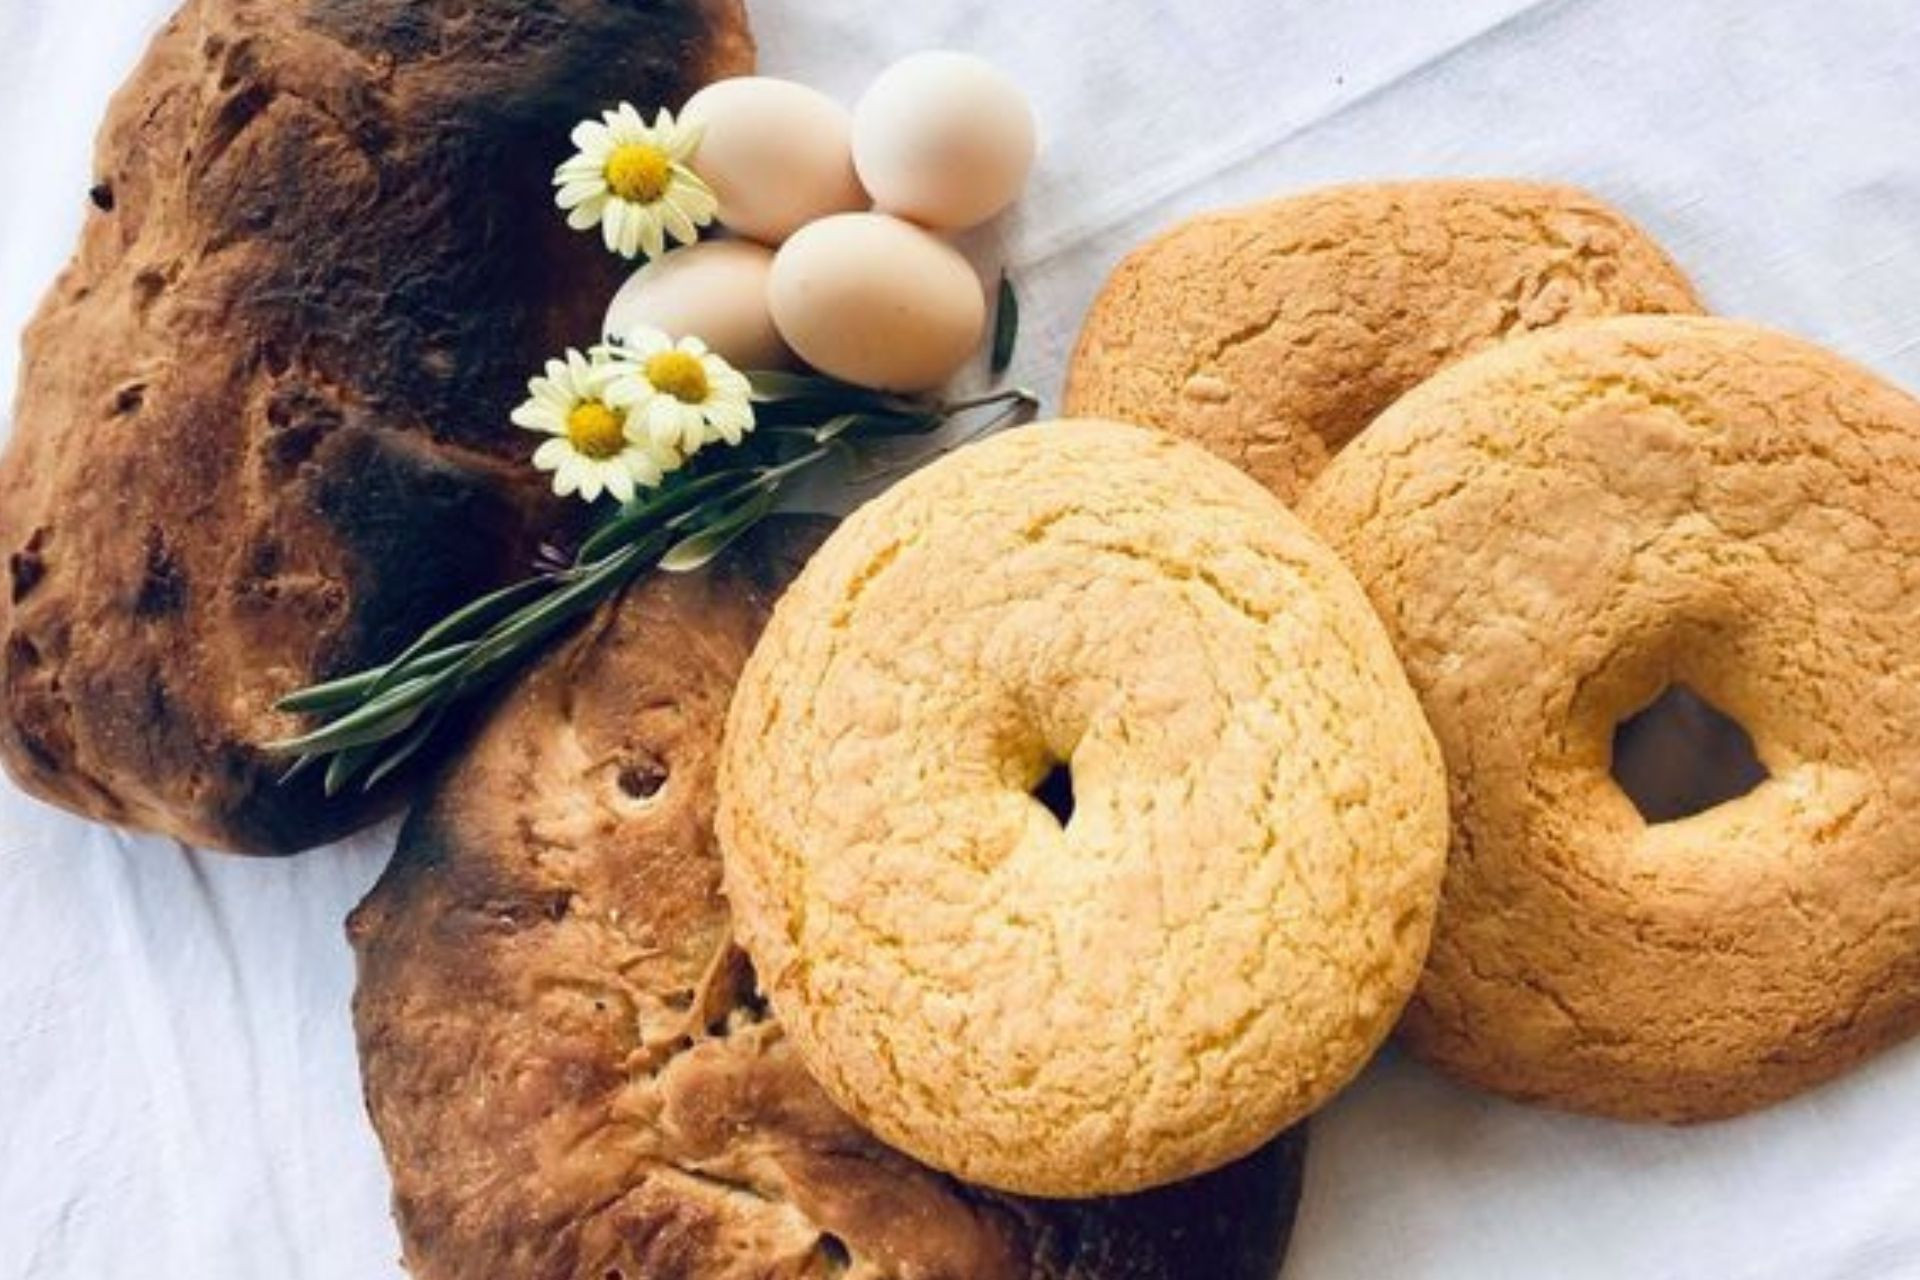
[575,469,751,564]
[991,273,1020,374]
[277,753,320,786]
[361,575,554,701]
[270,673,441,754]
[455,542,651,676]
[813,413,866,443]
[276,641,478,714]
[660,488,779,573]
[359,710,447,793]
[324,741,384,798]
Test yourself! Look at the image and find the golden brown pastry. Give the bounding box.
[0,0,752,852]
[720,423,1445,1197]
[1301,315,1920,1122]
[1064,181,1701,503]
[351,525,1306,1280]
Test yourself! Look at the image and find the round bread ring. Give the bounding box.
[720,421,1448,1197]
[1300,315,1920,1122]
[1064,181,1702,503]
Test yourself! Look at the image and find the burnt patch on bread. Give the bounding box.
[134,527,187,618]
[8,530,51,605]
[311,428,533,673]
[0,0,753,851]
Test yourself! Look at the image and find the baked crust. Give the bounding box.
[1064,181,1701,503]
[1301,315,1920,1121]
[350,524,1305,1279]
[720,423,1443,1197]
[0,0,753,852]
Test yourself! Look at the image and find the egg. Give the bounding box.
[681,77,869,245]
[769,213,986,393]
[602,239,792,370]
[852,51,1036,231]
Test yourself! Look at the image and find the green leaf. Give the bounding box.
[745,369,856,403]
[455,542,650,677]
[659,488,778,573]
[813,413,865,443]
[991,273,1020,374]
[277,753,320,786]
[575,468,751,564]
[323,743,374,797]
[359,710,447,793]
[268,675,439,754]
[363,576,559,702]
[276,641,477,714]
[745,370,927,420]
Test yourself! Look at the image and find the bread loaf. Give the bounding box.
[0,0,752,852]
[350,525,1306,1279]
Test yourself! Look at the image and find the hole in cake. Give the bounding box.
[617,758,668,800]
[817,1234,852,1269]
[1032,761,1076,827]
[1611,683,1768,823]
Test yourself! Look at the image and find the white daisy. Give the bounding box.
[600,328,756,463]
[509,348,675,504]
[553,103,717,259]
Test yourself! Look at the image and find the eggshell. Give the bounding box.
[603,239,793,370]
[682,78,869,245]
[852,51,1036,231]
[769,213,986,393]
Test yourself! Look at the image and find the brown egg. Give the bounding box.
[769,213,987,393]
[603,239,793,370]
[682,77,870,245]
[852,51,1036,231]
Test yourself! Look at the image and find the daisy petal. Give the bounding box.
[555,179,606,209]
[668,117,704,160]
[626,327,672,357]
[570,120,612,153]
[604,463,636,505]
[567,196,608,230]
[602,201,626,254]
[659,200,696,246]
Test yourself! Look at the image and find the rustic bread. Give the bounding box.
[350,524,1306,1279]
[0,0,752,852]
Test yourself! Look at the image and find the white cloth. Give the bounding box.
[4,1,1920,1276]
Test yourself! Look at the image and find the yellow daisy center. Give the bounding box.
[646,351,711,404]
[565,400,626,460]
[604,143,672,203]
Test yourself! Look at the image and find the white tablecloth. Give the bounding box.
[4,1,1919,1276]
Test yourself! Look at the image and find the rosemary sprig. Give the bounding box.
[271,373,1039,794]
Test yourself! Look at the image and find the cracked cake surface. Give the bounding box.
[1063,180,1701,503]
[719,423,1446,1197]
[1301,315,1920,1122]
[350,524,1306,1279]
